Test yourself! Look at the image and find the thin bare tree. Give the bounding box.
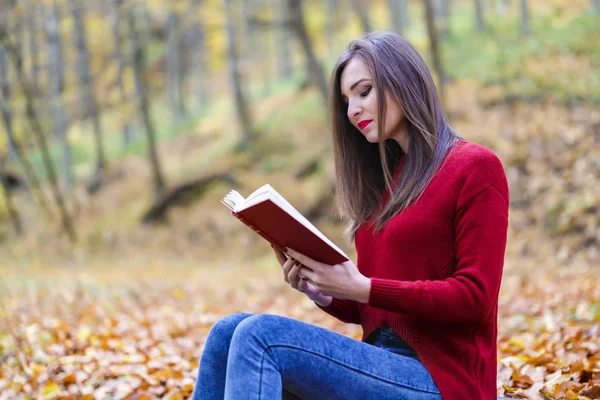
[287,0,329,105]
[127,6,166,204]
[0,46,51,215]
[474,0,485,31]
[225,0,253,150]
[25,0,41,94]
[424,0,446,107]
[440,0,451,39]
[520,0,531,37]
[70,0,106,191]
[276,0,293,79]
[166,6,186,122]
[185,0,210,111]
[387,0,409,35]
[46,1,73,192]
[109,0,134,149]
[351,0,372,33]
[0,27,76,242]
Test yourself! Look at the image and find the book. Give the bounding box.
[221,184,349,265]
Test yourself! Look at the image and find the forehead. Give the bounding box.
[340,58,372,94]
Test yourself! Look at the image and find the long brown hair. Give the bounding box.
[331,31,461,240]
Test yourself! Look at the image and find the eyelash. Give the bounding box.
[343,87,372,104]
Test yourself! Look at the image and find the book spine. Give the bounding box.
[233,212,286,253]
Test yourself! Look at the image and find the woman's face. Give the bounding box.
[340,57,408,150]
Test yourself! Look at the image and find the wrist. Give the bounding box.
[356,275,371,304]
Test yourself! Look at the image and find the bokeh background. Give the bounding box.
[0,1,598,399]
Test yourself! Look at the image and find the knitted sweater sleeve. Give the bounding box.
[315,298,361,324]
[367,151,510,324]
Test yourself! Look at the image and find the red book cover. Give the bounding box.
[231,199,349,265]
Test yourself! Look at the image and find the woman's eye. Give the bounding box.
[360,87,372,97]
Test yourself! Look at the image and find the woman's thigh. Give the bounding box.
[229,314,441,400]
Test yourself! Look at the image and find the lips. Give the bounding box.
[358,120,373,130]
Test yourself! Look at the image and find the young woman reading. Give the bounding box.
[192,31,510,400]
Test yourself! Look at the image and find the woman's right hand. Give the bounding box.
[272,245,324,300]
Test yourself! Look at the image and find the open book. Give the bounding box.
[221,184,349,265]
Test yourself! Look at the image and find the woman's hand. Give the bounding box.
[285,248,371,304]
[272,245,329,304]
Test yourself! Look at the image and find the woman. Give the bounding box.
[192,31,509,400]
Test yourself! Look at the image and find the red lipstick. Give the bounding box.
[358,120,373,130]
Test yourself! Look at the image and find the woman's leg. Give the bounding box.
[224,314,442,400]
[191,312,253,400]
[191,313,302,400]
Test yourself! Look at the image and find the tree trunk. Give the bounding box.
[260,15,271,97]
[25,0,41,94]
[387,0,404,35]
[326,0,337,54]
[70,0,106,187]
[11,7,24,58]
[0,162,22,236]
[46,1,72,193]
[276,0,293,79]
[0,27,76,242]
[241,0,254,95]
[109,0,133,149]
[0,45,51,215]
[440,0,451,39]
[287,0,329,105]
[128,7,166,204]
[520,0,531,36]
[166,10,186,122]
[400,0,410,30]
[225,0,253,151]
[185,0,209,111]
[0,46,17,158]
[350,0,372,33]
[424,0,446,107]
[474,0,485,31]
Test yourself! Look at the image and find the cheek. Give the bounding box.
[384,102,404,132]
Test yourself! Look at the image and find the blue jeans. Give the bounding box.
[191,313,441,400]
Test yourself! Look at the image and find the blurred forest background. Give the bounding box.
[0,0,598,398]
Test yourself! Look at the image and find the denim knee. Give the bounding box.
[229,314,282,347]
[206,312,253,348]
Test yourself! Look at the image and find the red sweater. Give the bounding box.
[317,139,509,400]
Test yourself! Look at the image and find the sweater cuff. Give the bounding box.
[315,296,341,311]
[368,277,407,310]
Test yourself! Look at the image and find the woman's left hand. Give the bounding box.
[285,248,371,303]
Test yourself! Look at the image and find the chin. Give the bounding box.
[365,133,379,143]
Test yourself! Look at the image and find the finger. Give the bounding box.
[298,276,310,292]
[282,258,295,283]
[286,248,323,271]
[288,262,302,289]
[272,245,288,266]
[298,266,317,283]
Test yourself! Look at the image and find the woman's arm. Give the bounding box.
[368,183,509,323]
[368,153,510,324]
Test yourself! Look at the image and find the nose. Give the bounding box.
[347,104,362,120]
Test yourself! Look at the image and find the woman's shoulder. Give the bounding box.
[444,138,509,204]
[448,138,504,167]
[446,139,506,179]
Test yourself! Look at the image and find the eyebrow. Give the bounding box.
[342,78,372,97]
